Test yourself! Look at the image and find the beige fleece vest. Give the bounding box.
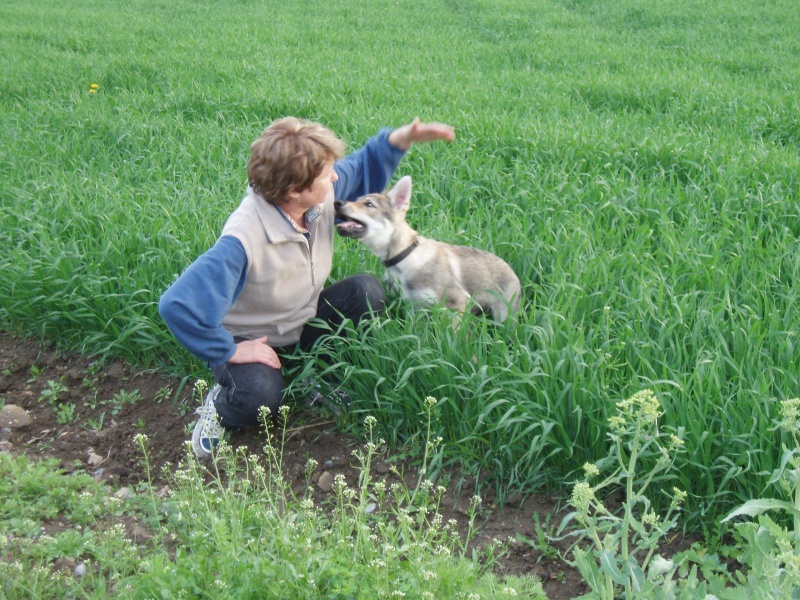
[220,189,334,347]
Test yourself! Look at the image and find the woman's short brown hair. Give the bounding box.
[247,117,346,205]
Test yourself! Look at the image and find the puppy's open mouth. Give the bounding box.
[335,210,368,238]
[336,218,367,237]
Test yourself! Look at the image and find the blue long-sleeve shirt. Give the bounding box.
[159,128,404,365]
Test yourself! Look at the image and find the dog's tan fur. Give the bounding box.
[335,176,521,322]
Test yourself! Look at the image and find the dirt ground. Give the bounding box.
[0,331,593,598]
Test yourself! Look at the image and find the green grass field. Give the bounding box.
[2,0,798,527]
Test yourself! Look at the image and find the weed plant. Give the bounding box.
[717,397,800,598]
[1,0,798,522]
[0,406,544,599]
[556,392,800,599]
[557,389,699,598]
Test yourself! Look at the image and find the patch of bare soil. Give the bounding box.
[0,331,589,599]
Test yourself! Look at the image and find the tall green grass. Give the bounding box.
[1,0,798,522]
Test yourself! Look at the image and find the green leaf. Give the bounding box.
[599,549,627,585]
[768,447,800,485]
[722,498,795,523]
[648,554,675,580]
[573,548,605,596]
[625,558,645,592]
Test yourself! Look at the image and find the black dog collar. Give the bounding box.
[383,239,419,268]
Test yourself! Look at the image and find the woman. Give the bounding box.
[159,116,454,456]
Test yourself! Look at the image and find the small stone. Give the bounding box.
[323,460,334,470]
[317,471,334,492]
[0,405,31,429]
[105,362,126,379]
[131,525,153,542]
[53,557,77,573]
[64,368,83,381]
[0,441,12,452]
[290,462,304,479]
[504,493,524,508]
[93,469,119,485]
[375,462,391,474]
[74,563,87,577]
[114,487,135,499]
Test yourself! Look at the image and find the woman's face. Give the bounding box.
[291,161,338,211]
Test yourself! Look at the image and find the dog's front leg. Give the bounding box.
[381,271,401,296]
[443,289,470,331]
[443,289,469,313]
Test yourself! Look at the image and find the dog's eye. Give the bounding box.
[364,201,374,208]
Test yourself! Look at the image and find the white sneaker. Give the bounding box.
[191,384,225,457]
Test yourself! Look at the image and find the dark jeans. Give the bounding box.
[210,274,385,428]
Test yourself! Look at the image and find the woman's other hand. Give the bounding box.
[229,336,281,369]
[388,117,455,151]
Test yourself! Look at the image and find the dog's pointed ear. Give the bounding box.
[387,176,412,211]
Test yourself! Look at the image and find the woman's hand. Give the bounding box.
[229,336,281,369]
[388,117,455,151]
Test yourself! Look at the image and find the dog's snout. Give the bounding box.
[334,200,345,210]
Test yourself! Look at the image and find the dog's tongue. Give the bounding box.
[336,221,363,231]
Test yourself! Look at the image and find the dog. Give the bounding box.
[335,176,521,322]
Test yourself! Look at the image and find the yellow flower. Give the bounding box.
[642,511,660,526]
[780,398,800,430]
[90,83,99,89]
[583,462,600,478]
[670,487,687,510]
[570,481,596,514]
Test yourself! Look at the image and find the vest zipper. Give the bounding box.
[305,238,315,288]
